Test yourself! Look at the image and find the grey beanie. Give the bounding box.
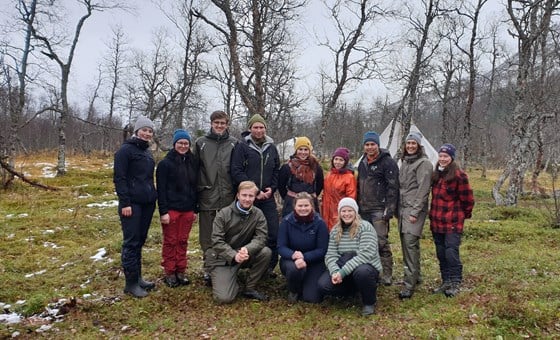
[338,197,359,215]
[134,116,155,134]
[406,131,423,145]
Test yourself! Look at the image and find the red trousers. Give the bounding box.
[161,210,195,275]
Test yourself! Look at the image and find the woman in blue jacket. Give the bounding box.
[113,116,157,298]
[278,192,329,303]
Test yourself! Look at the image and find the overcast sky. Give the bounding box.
[3,0,514,115]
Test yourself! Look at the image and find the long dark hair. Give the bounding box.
[431,160,459,184]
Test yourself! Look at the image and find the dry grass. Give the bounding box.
[1,153,559,338]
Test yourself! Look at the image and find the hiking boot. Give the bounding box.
[242,289,269,301]
[398,289,413,300]
[203,273,212,287]
[287,291,298,303]
[444,282,461,297]
[123,271,148,298]
[432,281,451,294]
[176,273,190,286]
[361,305,375,316]
[164,274,179,288]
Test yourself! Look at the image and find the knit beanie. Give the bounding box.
[438,143,456,160]
[294,136,312,151]
[332,147,350,164]
[247,114,267,129]
[363,131,380,146]
[338,197,359,215]
[134,116,155,134]
[406,131,423,145]
[172,129,191,146]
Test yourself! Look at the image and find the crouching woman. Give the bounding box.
[318,198,382,316]
[278,192,329,303]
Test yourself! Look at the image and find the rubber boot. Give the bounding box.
[138,267,155,291]
[124,270,148,298]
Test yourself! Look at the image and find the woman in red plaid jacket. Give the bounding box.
[429,143,474,297]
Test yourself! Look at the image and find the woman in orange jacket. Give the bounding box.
[321,147,357,231]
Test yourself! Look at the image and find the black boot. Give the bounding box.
[138,267,155,291]
[124,270,148,298]
[432,281,451,294]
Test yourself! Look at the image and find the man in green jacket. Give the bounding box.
[205,181,271,303]
[194,110,238,285]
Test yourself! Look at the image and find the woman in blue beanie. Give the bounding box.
[156,129,199,287]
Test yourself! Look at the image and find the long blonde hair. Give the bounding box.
[332,211,362,244]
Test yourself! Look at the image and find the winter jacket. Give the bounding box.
[113,137,157,206]
[398,153,432,236]
[429,164,474,234]
[205,201,269,267]
[321,168,357,231]
[230,131,280,199]
[278,157,324,198]
[194,129,237,210]
[325,220,382,277]
[277,212,329,264]
[357,149,399,216]
[156,149,198,215]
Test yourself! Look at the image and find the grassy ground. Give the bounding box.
[1,153,559,338]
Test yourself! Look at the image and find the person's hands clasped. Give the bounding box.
[292,251,304,260]
[331,272,342,285]
[294,258,307,269]
[235,246,250,263]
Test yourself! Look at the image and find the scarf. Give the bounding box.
[294,211,314,224]
[289,157,316,185]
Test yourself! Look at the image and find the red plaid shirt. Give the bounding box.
[429,169,474,233]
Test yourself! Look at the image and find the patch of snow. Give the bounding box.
[7,213,28,218]
[78,193,92,199]
[43,242,62,249]
[25,237,34,242]
[86,200,118,208]
[80,279,91,288]
[0,313,22,324]
[36,324,52,332]
[90,248,107,262]
[60,262,74,269]
[43,230,55,234]
[41,166,57,178]
[488,219,498,223]
[187,249,199,255]
[7,233,15,239]
[15,300,26,305]
[25,269,47,278]
[5,214,13,218]
[83,294,92,299]
[11,331,20,337]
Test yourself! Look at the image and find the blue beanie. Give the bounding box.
[173,129,191,146]
[363,131,380,146]
[438,143,456,160]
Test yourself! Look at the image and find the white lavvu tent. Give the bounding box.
[355,120,439,168]
[276,137,296,161]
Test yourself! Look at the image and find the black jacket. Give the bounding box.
[113,137,157,206]
[230,131,280,197]
[156,149,199,215]
[357,149,399,215]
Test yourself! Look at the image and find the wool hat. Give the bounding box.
[172,129,191,146]
[332,147,350,164]
[294,136,312,151]
[363,131,380,146]
[134,116,155,134]
[406,131,423,145]
[247,114,267,129]
[338,197,359,215]
[438,143,456,160]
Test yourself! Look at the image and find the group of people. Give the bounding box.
[113,111,474,316]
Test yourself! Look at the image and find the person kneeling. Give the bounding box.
[318,198,382,316]
[205,181,272,303]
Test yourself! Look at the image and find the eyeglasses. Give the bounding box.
[212,121,227,126]
[176,142,190,146]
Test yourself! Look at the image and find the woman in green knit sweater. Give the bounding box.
[318,197,382,316]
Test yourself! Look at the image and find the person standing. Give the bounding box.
[321,147,357,231]
[278,192,329,303]
[156,129,198,288]
[113,116,157,298]
[357,131,399,286]
[230,114,281,276]
[206,181,272,303]
[430,143,474,297]
[397,132,433,299]
[278,136,324,217]
[318,198,382,316]
[194,110,238,285]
